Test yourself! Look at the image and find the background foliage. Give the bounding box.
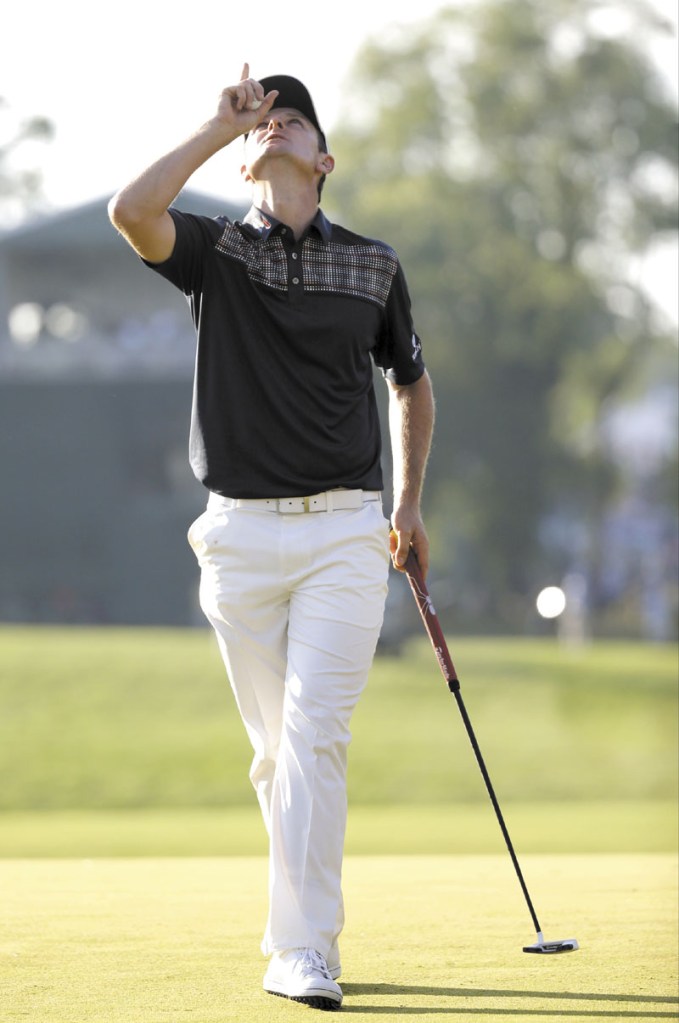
[327,0,678,635]
[0,97,53,224]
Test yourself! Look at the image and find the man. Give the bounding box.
[108,64,434,1012]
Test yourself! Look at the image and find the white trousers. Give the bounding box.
[188,492,390,957]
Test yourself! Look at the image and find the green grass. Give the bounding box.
[0,801,675,858]
[1,626,677,811]
[1,628,677,1020]
[1,853,677,1022]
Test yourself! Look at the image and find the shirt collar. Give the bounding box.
[238,206,332,243]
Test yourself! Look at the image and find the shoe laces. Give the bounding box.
[298,948,332,980]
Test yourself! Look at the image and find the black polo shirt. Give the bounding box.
[145,205,425,498]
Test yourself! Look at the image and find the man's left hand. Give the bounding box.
[389,510,429,578]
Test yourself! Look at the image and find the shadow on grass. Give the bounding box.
[340,985,679,1017]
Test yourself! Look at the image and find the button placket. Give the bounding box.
[290,247,301,288]
[279,227,304,297]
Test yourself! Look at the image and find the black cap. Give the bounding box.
[258,74,327,148]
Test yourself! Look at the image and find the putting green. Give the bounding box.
[1,854,676,1021]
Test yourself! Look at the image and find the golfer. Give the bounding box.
[108,64,434,1012]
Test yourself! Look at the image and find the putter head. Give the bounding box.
[523,934,579,954]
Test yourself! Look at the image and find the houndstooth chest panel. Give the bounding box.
[214,225,397,308]
[215,225,289,290]
[301,236,397,307]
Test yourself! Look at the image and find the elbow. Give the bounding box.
[107,190,128,231]
[107,189,144,233]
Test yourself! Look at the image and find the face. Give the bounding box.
[242,108,332,187]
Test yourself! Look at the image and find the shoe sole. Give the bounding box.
[266,989,342,1011]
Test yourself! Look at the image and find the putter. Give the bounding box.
[400,544,579,955]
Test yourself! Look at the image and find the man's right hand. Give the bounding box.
[212,63,279,138]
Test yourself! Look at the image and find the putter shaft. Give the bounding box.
[402,548,545,937]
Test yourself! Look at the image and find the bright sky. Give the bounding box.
[3,0,456,211]
[2,0,677,323]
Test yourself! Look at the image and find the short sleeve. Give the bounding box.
[372,259,425,385]
[142,209,224,296]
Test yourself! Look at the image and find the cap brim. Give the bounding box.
[258,74,326,146]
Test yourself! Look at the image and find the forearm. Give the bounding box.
[388,371,435,574]
[389,370,434,509]
[109,120,237,226]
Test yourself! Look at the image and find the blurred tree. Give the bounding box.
[0,98,54,226]
[328,0,678,632]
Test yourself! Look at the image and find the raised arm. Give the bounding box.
[107,63,278,263]
[387,370,435,577]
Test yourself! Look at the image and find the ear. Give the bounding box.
[318,153,335,176]
[240,163,254,185]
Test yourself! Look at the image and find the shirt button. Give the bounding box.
[292,252,298,260]
[292,277,300,285]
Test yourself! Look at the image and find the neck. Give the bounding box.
[253,180,319,240]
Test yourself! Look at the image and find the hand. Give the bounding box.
[389,508,430,578]
[213,63,279,137]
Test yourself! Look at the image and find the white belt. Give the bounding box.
[212,489,381,514]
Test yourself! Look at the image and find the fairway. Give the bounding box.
[1,854,677,1022]
[1,627,676,814]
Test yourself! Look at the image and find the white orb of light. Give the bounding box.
[536,586,567,619]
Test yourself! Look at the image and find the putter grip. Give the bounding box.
[403,548,460,692]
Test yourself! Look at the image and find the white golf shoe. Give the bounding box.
[263,947,343,1011]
